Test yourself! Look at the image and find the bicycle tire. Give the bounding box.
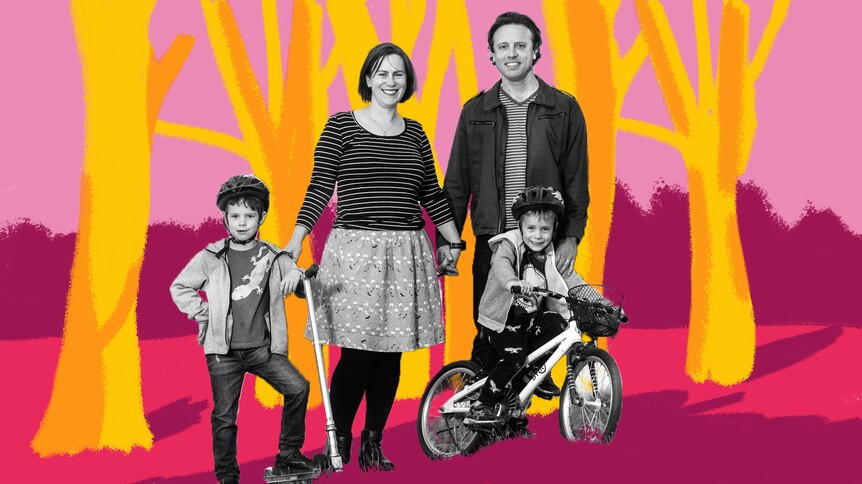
[559,347,622,443]
[417,360,484,459]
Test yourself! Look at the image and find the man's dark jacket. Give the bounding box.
[440,76,589,246]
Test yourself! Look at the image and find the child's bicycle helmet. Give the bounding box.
[216,174,270,212]
[511,186,565,220]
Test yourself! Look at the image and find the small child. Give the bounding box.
[170,175,313,483]
[466,186,590,427]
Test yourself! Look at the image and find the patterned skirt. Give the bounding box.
[305,228,445,352]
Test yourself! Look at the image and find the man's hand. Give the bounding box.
[436,245,461,276]
[279,270,303,297]
[196,321,207,345]
[555,236,579,277]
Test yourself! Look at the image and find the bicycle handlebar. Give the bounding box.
[510,286,627,323]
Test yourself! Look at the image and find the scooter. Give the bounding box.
[264,264,343,483]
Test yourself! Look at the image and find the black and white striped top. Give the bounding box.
[500,89,537,230]
[296,112,454,231]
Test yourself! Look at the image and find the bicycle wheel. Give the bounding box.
[417,360,484,458]
[559,347,622,443]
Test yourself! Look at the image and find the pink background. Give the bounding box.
[3,1,860,235]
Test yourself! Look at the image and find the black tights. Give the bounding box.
[330,348,402,437]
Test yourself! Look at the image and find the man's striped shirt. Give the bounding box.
[500,89,537,230]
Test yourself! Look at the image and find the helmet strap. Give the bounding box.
[229,235,257,245]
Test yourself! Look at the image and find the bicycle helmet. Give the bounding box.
[216,174,270,213]
[511,186,564,220]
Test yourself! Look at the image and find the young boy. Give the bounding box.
[465,186,590,427]
[170,175,313,484]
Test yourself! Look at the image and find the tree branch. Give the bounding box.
[155,120,248,159]
[619,117,686,152]
[263,0,284,127]
[750,0,791,81]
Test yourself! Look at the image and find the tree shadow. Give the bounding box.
[146,397,208,443]
[750,326,843,381]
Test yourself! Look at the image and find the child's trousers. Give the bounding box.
[478,310,567,404]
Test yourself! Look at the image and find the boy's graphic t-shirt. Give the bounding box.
[228,242,273,349]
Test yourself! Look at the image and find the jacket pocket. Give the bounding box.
[468,120,495,126]
[538,112,567,120]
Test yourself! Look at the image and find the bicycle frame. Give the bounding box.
[440,318,582,415]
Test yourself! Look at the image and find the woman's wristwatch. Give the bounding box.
[448,241,467,250]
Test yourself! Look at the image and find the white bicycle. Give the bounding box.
[417,284,628,458]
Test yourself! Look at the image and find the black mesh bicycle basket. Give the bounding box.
[567,284,624,337]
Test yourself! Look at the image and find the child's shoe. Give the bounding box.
[272,449,315,475]
[534,376,561,400]
[464,402,504,427]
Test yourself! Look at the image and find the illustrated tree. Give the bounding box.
[623,0,790,384]
[535,0,648,414]
[156,0,327,407]
[32,0,193,455]
[542,0,647,288]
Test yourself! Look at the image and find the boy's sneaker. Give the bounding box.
[464,402,503,427]
[272,449,315,475]
[534,377,561,400]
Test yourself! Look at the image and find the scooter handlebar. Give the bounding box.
[304,264,320,279]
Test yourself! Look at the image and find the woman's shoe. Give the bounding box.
[320,434,352,470]
[336,434,352,464]
[358,429,394,472]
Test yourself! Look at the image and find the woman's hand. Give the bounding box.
[284,226,310,262]
[436,245,461,276]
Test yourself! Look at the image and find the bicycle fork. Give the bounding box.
[565,342,603,409]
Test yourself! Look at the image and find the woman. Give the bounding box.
[283,43,463,472]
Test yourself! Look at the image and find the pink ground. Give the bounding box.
[9,325,860,483]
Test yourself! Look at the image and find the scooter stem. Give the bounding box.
[302,272,343,471]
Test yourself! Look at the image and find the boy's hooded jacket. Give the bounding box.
[170,239,299,355]
[477,229,588,333]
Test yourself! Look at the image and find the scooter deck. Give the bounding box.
[263,467,321,483]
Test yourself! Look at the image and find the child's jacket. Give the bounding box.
[170,239,298,355]
[477,230,588,333]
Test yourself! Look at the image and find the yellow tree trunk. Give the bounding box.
[32,1,193,455]
[687,164,754,383]
[536,0,647,414]
[543,0,646,286]
[630,0,789,384]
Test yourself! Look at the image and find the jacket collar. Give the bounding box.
[482,76,556,113]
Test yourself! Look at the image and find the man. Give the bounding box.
[437,11,589,399]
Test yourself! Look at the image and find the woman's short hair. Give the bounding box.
[486,11,543,64]
[358,43,417,103]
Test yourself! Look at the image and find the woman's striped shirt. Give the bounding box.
[296,112,454,231]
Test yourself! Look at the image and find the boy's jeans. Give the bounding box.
[206,345,310,481]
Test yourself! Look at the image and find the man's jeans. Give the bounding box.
[206,346,310,481]
[472,234,498,371]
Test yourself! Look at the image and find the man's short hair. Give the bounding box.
[357,43,417,103]
[487,11,543,64]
